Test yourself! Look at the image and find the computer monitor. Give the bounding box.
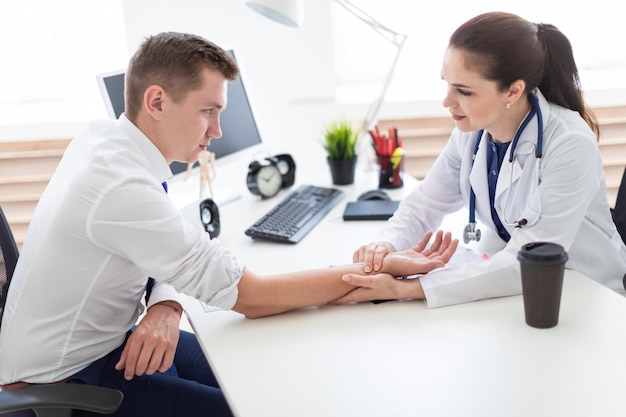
[96,50,264,174]
[96,68,125,119]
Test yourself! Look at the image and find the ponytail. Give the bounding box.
[536,23,600,139]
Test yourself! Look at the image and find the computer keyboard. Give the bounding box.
[244,184,345,243]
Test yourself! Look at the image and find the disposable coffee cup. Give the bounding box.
[517,242,568,329]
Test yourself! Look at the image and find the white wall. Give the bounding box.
[119,0,391,163]
[121,0,342,150]
[0,0,345,149]
[1,0,624,148]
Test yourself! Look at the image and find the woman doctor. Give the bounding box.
[336,11,626,308]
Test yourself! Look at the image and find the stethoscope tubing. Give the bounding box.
[464,93,543,243]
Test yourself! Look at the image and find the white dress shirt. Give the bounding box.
[0,115,243,384]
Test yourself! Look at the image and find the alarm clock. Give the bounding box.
[274,153,296,188]
[246,153,296,198]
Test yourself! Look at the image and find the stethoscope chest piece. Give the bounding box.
[463,222,481,244]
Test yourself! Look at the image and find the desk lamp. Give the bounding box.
[245,0,407,154]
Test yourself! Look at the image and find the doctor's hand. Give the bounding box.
[353,240,396,273]
[115,301,182,380]
[330,272,425,304]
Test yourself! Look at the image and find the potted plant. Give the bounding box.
[323,120,358,185]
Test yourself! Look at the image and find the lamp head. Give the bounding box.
[245,0,303,28]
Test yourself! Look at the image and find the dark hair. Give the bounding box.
[449,12,599,139]
[125,32,240,120]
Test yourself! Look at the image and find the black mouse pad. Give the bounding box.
[342,200,400,221]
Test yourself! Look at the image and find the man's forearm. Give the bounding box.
[233,264,367,318]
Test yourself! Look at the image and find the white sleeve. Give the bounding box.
[145,282,188,310]
[420,249,522,308]
[88,176,243,310]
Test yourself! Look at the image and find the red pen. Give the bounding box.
[389,128,397,154]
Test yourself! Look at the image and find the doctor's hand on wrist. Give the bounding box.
[331,273,426,304]
[353,241,396,273]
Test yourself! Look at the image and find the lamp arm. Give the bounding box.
[334,0,406,47]
[360,33,406,135]
[333,0,407,147]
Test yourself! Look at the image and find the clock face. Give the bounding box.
[256,165,282,197]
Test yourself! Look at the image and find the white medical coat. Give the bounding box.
[378,90,626,307]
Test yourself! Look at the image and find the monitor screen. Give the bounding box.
[97,69,125,119]
[96,50,264,174]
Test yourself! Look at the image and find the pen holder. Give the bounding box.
[377,154,404,189]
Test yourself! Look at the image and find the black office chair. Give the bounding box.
[611,166,626,243]
[610,166,626,291]
[0,206,124,417]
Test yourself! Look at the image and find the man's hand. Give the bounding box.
[353,231,458,274]
[115,301,182,380]
[380,231,458,277]
[333,231,458,304]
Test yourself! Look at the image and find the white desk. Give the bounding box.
[186,271,626,417]
[174,165,626,417]
[172,161,425,272]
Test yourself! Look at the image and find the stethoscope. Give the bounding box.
[463,93,544,244]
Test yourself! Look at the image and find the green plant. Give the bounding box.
[322,121,358,161]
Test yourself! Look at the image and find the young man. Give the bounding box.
[0,32,457,417]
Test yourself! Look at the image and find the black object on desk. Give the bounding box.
[244,184,345,243]
[357,189,391,201]
[342,200,400,221]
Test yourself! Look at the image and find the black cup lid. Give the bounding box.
[517,242,568,263]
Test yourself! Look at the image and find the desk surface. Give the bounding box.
[186,270,626,417]
[175,165,626,417]
[172,162,434,272]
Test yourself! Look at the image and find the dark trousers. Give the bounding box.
[72,329,233,417]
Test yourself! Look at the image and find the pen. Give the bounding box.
[370,125,402,157]
[389,128,396,151]
[394,127,399,149]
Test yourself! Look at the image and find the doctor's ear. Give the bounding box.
[505,80,526,104]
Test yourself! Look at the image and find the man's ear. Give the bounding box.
[144,85,165,121]
[506,79,527,104]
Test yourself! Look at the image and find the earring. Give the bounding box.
[506,102,512,109]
